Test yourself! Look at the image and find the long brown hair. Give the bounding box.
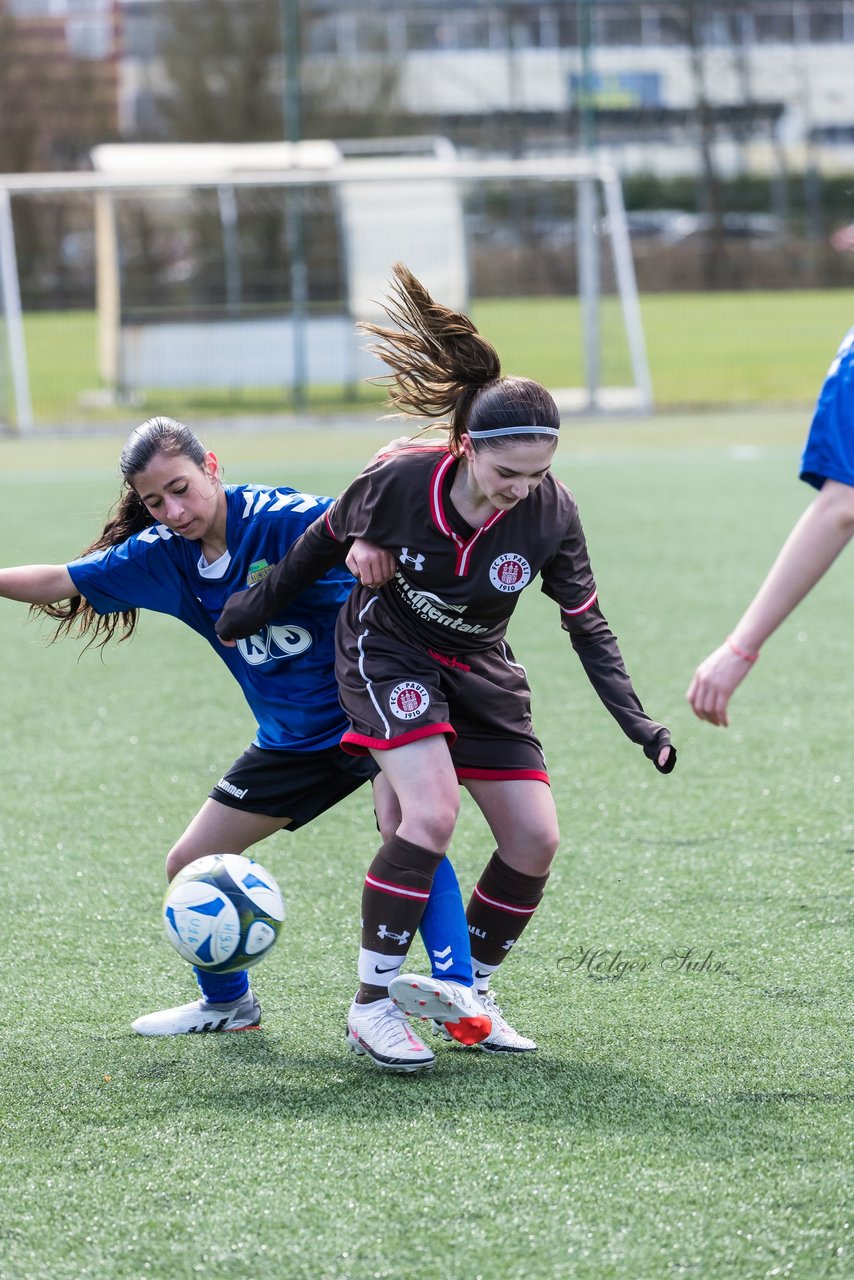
[359,262,559,454]
[35,416,209,651]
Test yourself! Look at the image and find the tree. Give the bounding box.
[150,0,403,144]
[150,0,283,142]
[669,0,730,288]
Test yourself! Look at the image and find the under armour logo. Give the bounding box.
[399,547,425,571]
[377,924,411,945]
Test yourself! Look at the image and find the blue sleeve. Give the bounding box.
[67,526,186,618]
[800,328,854,490]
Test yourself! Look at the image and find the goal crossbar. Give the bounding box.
[0,152,652,432]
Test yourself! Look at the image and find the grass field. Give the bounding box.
[1,416,852,1279]
[9,288,854,425]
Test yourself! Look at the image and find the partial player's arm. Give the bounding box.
[562,603,675,772]
[217,463,399,642]
[541,502,675,773]
[0,564,77,605]
[216,513,348,641]
[687,477,854,727]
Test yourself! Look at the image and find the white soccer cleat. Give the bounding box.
[132,991,262,1036]
[346,996,436,1073]
[388,973,492,1047]
[433,989,537,1053]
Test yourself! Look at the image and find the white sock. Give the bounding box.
[358,947,406,989]
[471,958,501,995]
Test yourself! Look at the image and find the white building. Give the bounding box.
[7,0,851,175]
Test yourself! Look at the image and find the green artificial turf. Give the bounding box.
[0,423,851,1279]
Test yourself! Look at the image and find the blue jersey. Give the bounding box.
[800,326,854,491]
[67,484,352,752]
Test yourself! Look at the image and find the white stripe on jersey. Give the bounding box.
[560,588,598,616]
[356,596,393,740]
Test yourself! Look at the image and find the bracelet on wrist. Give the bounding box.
[727,635,759,663]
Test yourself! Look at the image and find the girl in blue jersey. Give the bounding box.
[0,416,485,1056]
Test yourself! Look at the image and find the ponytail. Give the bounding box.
[359,263,559,455]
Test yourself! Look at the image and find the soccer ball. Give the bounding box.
[162,853,285,973]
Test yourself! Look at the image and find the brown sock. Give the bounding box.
[466,851,549,979]
[358,834,444,1002]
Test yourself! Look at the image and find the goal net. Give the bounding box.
[0,142,651,432]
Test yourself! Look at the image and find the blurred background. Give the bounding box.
[1,0,853,431]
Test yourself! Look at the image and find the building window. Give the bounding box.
[406,15,448,53]
[448,10,492,51]
[809,5,845,42]
[66,15,112,57]
[305,15,341,57]
[653,5,690,47]
[698,12,741,46]
[121,3,163,59]
[9,0,57,14]
[555,5,579,48]
[509,9,549,50]
[596,5,644,47]
[68,0,111,13]
[753,6,796,43]
[352,13,390,54]
[297,1,854,62]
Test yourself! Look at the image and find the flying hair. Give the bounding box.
[359,262,500,437]
[359,263,559,453]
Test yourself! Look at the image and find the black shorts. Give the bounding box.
[336,597,549,783]
[209,743,378,830]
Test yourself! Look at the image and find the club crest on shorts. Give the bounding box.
[389,681,430,720]
[489,553,531,593]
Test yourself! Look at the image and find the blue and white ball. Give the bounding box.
[162,854,285,973]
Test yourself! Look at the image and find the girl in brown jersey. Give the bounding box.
[217,263,676,1073]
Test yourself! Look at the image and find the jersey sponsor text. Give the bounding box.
[391,572,490,636]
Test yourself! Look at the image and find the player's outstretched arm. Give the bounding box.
[0,564,77,606]
[687,479,854,727]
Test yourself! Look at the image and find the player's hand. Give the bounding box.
[644,729,676,774]
[687,641,754,727]
[216,589,264,644]
[346,539,396,589]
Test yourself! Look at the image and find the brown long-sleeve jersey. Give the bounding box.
[217,444,672,758]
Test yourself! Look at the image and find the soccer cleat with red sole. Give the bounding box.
[387,973,492,1046]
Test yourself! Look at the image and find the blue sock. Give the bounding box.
[418,855,473,985]
[194,967,250,1004]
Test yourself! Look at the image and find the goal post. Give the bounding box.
[0,146,652,432]
[0,186,33,432]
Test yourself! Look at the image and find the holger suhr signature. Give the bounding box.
[557,945,733,980]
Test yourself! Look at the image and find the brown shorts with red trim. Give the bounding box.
[335,597,549,784]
